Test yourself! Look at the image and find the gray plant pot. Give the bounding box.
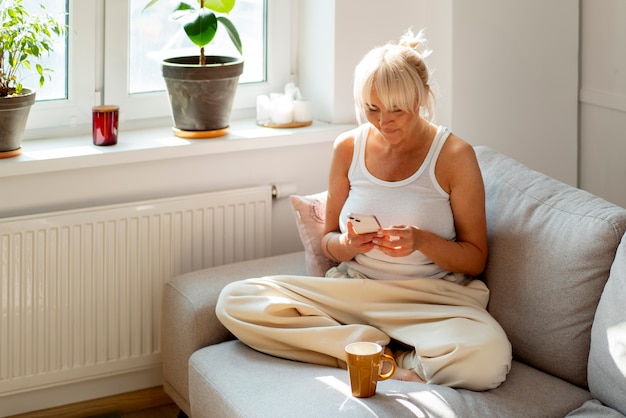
[162,56,244,132]
[0,89,36,156]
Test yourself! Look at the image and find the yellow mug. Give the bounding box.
[345,342,396,398]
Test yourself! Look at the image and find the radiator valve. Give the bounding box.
[272,183,297,199]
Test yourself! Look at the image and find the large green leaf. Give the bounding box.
[202,0,235,14]
[141,0,241,57]
[183,10,218,48]
[217,16,242,54]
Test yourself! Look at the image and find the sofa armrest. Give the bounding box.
[162,251,306,415]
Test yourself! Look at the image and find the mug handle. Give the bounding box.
[378,353,396,380]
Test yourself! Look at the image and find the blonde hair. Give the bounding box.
[353,29,435,123]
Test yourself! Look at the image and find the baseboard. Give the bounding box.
[1,366,163,417]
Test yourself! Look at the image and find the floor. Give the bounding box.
[91,404,182,418]
[7,387,183,418]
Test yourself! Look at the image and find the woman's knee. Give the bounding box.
[216,277,305,324]
[461,332,512,390]
[215,279,256,321]
[421,326,512,390]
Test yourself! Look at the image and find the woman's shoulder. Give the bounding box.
[436,131,481,191]
[335,123,369,144]
[331,124,371,173]
[441,131,478,163]
[333,124,368,155]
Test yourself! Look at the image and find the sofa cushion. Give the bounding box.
[588,235,626,415]
[189,340,591,418]
[475,146,626,388]
[289,191,338,276]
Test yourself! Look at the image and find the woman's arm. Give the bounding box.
[321,131,380,262]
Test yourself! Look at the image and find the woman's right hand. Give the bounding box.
[323,223,381,263]
[344,221,381,254]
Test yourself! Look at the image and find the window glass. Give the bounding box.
[19,0,68,101]
[128,0,265,95]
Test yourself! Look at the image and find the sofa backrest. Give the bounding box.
[475,146,626,388]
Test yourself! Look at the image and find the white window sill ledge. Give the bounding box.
[0,119,354,179]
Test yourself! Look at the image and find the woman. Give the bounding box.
[217,30,511,391]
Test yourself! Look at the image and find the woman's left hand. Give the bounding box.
[372,225,421,257]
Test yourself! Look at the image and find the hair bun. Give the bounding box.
[399,28,431,59]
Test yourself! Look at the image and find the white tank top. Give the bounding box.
[339,123,456,280]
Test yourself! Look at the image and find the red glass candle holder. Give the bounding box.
[92,105,119,146]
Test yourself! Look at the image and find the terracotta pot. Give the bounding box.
[162,56,244,133]
[0,89,36,157]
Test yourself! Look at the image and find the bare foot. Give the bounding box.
[392,368,424,382]
[384,347,425,383]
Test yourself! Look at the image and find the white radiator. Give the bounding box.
[0,186,272,396]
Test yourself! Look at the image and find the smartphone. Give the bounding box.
[347,213,381,234]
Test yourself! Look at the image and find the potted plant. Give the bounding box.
[0,0,66,158]
[144,0,244,138]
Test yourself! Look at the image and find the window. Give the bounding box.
[23,0,292,138]
[19,0,68,101]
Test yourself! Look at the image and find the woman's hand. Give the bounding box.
[344,221,381,254]
[322,222,381,263]
[372,225,421,257]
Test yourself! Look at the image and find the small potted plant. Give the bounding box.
[144,0,244,138]
[0,0,66,158]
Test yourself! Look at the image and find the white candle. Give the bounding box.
[256,95,271,121]
[271,98,293,124]
[293,100,312,122]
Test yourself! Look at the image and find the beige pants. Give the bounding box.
[216,272,512,391]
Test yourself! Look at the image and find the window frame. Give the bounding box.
[25,0,293,137]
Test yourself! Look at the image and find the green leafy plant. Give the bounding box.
[0,0,66,97]
[144,0,243,66]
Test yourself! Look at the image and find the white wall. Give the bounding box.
[451,0,579,186]
[579,0,626,208]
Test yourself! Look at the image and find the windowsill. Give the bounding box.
[0,118,354,179]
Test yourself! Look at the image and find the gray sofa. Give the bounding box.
[162,146,626,417]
